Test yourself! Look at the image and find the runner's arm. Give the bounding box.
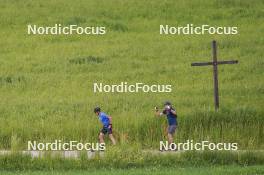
[155,107,164,117]
[170,109,177,115]
[108,116,112,124]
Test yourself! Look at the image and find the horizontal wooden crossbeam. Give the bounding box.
[191,60,238,66]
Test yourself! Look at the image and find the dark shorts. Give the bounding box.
[100,125,112,135]
[167,125,177,134]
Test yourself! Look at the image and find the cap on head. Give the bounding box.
[164,101,171,106]
[94,107,101,113]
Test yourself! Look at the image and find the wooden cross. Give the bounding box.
[191,40,238,111]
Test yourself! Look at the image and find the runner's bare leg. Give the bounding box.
[109,134,116,145]
[168,133,173,145]
[99,132,105,143]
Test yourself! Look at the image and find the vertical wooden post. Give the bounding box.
[191,41,238,111]
[212,40,219,111]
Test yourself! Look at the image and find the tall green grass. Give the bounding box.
[0,0,263,151]
[0,149,263,170]
[2,166,264,175]
[1,107,262,149]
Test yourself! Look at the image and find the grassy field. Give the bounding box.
[1,166,264,175]
[0,0,263,172]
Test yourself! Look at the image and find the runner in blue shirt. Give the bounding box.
[155,101,177,145]
[94,107,116,145]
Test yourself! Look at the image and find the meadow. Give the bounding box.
[2,165,264,175]
[0,0,263,172]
